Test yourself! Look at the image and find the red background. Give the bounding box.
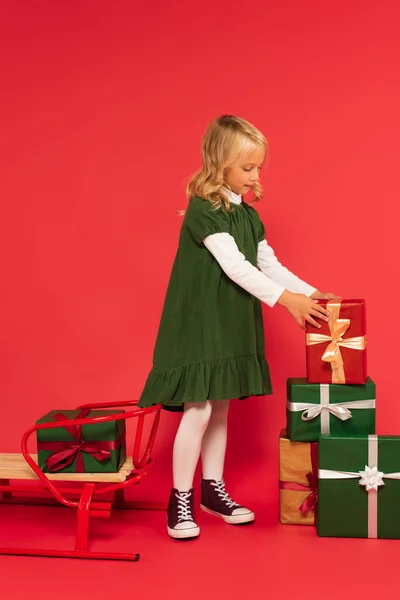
[1,0,399,510]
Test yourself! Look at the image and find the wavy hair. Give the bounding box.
[186,115,267,211]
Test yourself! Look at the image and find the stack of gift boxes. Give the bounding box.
[280,298,400,539]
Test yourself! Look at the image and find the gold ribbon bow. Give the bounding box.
[305,299,366,383]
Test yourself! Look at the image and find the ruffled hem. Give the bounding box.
[138,353,273,410]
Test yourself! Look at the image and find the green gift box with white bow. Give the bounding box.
[318,434,400,539]
[286,377,376,442]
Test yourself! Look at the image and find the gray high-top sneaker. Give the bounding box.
[167,488,200,539]
[200,478,255,524]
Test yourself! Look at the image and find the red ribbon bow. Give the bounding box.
[41,410,113,472]
[279,442,318,518]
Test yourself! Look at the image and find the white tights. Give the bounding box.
[172,400,230,491]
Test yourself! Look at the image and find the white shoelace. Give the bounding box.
[211,480,240,508]
[175,491,193,522]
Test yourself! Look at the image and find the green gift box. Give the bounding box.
[36,409,126,473]
[286,377,376,442]
[318,434,400,539]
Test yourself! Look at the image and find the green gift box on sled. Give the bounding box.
[318,434,400,539]
[286,377,376,442]
[36,409,126,473]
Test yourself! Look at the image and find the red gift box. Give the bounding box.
[305,298,367,384]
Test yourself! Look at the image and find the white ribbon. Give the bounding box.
[318,469,400,482]
[287,384,375,434]
[319,435,400,538]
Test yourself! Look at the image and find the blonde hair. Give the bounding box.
[186,115,267,211]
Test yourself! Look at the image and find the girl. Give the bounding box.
[138,115,336,540]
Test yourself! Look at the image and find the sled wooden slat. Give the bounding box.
[0,453,133,482]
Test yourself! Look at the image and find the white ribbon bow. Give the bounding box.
[287,394,375,435]
[319,467,400,488]
[300,400,374,422]
[301,403,352,421]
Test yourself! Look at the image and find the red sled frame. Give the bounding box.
[0,401,164,562]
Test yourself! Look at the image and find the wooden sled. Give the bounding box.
[0,401,164,562]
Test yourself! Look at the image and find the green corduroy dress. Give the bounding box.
[138,196,273,412]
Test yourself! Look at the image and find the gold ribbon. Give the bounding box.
[305,299,366,383]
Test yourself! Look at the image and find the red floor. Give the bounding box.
[1,488,400,600]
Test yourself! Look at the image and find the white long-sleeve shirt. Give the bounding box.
[203,189,316,307]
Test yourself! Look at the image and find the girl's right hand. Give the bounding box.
[277,290,330,329]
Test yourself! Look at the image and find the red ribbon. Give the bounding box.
[279,442,318,517]
[38,410,124,473]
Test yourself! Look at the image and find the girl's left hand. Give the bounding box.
[310,291,339,300]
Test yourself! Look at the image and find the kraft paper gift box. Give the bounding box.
[279,429,318,525]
